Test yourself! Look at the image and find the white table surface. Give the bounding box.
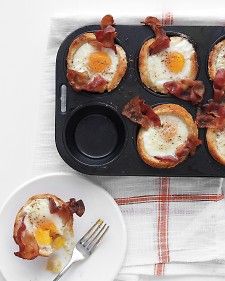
[1,0,225,280]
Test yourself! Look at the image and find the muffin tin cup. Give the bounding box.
[137,31,201,98]
[55,24,225,176]
[64,103,126,167]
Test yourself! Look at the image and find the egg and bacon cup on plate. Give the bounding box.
[123,97,201,168]
[139,17,205,105]
[13,194,85,272]
[196,101,225,166]
[67,15,127,93]
[208,39,225,103]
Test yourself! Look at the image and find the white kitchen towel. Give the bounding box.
[32,12,225,279]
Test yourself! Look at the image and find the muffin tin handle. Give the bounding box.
[60,84,67,113]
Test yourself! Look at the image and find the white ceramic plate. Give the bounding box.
[0,173,127,281]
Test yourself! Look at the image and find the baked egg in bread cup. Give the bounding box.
[139,36,199,94]
[139,17,199,98]
[123,97,201,169]
[196,101,225,166]
[67,15,127,93]
[13,194,85,261]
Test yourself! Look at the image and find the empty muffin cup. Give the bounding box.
[64,103,126,166]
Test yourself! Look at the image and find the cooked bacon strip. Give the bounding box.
[67,198,85,217]
[213,69,225,103]
[93,15,117,53]
[14,218,39,260]
[196,100,225,130]
[122,96,161,128]
[141,16,170,54]
[155,136,201,163]
[95,25,117,53]
[176,136,202,158]
[100,14,114,29]
[14,218,26,257]
[67,69,89,91]
[164,81,183,96]
[67,70,107,93]
[49,198,74,224]
[49,197,85,222]
[164,79,205,104]
[85,75,108,93]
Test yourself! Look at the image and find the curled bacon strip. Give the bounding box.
[213,69,225,103]
[93,15,117,53]
[85,75,108,93]
[196,100,225,130]
[141,16,170,55]
[164,79,205,104]
[14,218,39,260]
[100,14,114,29]
[67,198,85,217]
[155,136,201,163]
[122,96,161,128]
[67,69,107,93]
[49,197,85,223]
[67,69,89,90]
[176,136,202,158]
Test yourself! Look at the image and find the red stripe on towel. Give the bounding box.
[162,11,174,25]
[157,177,170,267]
[115,193,224,205]
[154,263,165,275]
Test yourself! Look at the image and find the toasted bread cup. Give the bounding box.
[139,36,198,94]
[137,104,198,168]
[67,32,127,93]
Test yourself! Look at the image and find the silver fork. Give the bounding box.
[53,219,109,281]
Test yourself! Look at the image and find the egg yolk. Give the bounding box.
[159,122,178,142]
[35,228,52,245]
[39,221,58,236]
[34,223,65,250]
[88,51,111,73]
[52,236,65,250]
[165,52,185,73]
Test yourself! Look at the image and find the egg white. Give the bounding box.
[47,230,75,273]
[24,199,64,235]
[72,43,119,82]
[142,114,189,157]
[147,36,196,89]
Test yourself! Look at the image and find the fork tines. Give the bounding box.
[79,219,109,254]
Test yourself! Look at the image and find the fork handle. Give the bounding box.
[52,260,73,281]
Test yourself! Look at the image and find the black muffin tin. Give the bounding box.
[55,24,225,177]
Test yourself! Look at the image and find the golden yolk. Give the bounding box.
[159,122,178,142]
[52,236,65,250]
[35,228,52,245]
[88,51,111,73]
[38,221,58,236]
[165,52,185,73]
